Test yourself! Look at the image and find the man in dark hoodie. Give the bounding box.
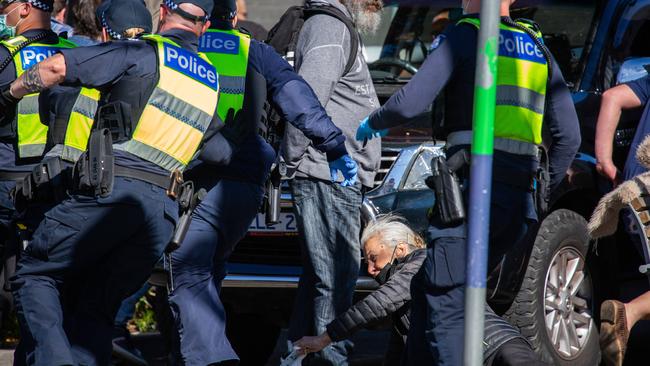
[294,215,548,366]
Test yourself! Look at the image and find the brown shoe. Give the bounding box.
[600,300,630,366]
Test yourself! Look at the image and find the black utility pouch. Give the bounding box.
[426,155,466,225]
[94,101,133,143]
[535,166,550,216]
[74,128,114,197]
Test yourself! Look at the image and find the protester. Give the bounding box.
[294,215,547,366]
[282,0,383,363]
[51,0,73,36]
[593,75,650,366]
[68,0,102,45]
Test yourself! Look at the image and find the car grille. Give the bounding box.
[375,148,400,187]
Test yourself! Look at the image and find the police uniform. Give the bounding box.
[167,2,350,364]
[362,15,581,365]
[0,27,75,242]
[10,2,223,363]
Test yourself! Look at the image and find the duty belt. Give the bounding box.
[446,131,539,157]
[114,166,184,200]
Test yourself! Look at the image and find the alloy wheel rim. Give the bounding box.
[543,246,593,359]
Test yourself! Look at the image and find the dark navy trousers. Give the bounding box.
[0,180,15,242]
[11,177,177,366]
[405,181,537,366]
[168,177,264,365]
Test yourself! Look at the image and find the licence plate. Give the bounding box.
[248,213,298,234]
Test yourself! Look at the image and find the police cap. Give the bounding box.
[163,0,213,21]
[96,0,152,39]
[0,0,54,12]
[212,0,236,20]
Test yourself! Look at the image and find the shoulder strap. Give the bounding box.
[304,5,359,75]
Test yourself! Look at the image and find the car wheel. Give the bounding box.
[504,209,600,365]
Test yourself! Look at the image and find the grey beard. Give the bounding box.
[346,1,382,35]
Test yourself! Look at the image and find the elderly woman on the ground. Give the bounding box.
[295,215,547,366]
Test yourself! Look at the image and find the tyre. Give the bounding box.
[504,209,600,365]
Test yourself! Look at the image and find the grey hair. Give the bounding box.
[361,214,425,252]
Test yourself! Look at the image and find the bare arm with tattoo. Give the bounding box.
[9,54,67,99]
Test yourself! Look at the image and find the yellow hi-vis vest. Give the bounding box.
[61,87,101,162]
[199,28,250,122]
[0,35,76,159]
[457,18,548,146]
[114,34,220,172]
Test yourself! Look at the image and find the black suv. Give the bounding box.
[221,1,650,365]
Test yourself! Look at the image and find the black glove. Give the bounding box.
[0,85,19,107]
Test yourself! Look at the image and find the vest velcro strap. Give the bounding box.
[446,131,539,157]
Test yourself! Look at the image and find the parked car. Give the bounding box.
[221,1,650,365]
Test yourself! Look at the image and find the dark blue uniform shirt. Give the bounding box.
[60,29,222,176]
[0,29,62,172]
[199,33,347,185]
[623,75,650,179]
[368,16,581,189]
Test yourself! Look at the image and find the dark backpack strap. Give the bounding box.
[304,5,359,75]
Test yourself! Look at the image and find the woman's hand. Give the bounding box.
[294,332,332,354]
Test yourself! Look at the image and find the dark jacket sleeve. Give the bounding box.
[544,56,581,189]
[326,250,427,342]
[251,41,347,161]
[367,25,469,130]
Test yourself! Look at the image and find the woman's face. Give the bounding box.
[364,236,406,278]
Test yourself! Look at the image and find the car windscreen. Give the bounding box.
[363,0,599,85]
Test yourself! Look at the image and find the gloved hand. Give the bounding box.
[329,154,358,187]
[355,116,388,141]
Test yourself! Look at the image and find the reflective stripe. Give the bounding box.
[116,34,219,172]
[17,95,39,115]
[496,85,545,114]
[62,88,100,162]
[446,131,539,156]
[116,139,184,172]
[147,88,213,133]
[71,89,100,119]
[18,144,46,157]
[219,75,246,95]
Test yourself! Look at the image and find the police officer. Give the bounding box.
[0,0,77,341]
[3,0,227,363]
[166,0,358,364]
[356,0,581,364]
[0,0,75,267]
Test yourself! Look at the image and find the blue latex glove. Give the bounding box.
[355,117,388,141]
[329,154,358,187]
